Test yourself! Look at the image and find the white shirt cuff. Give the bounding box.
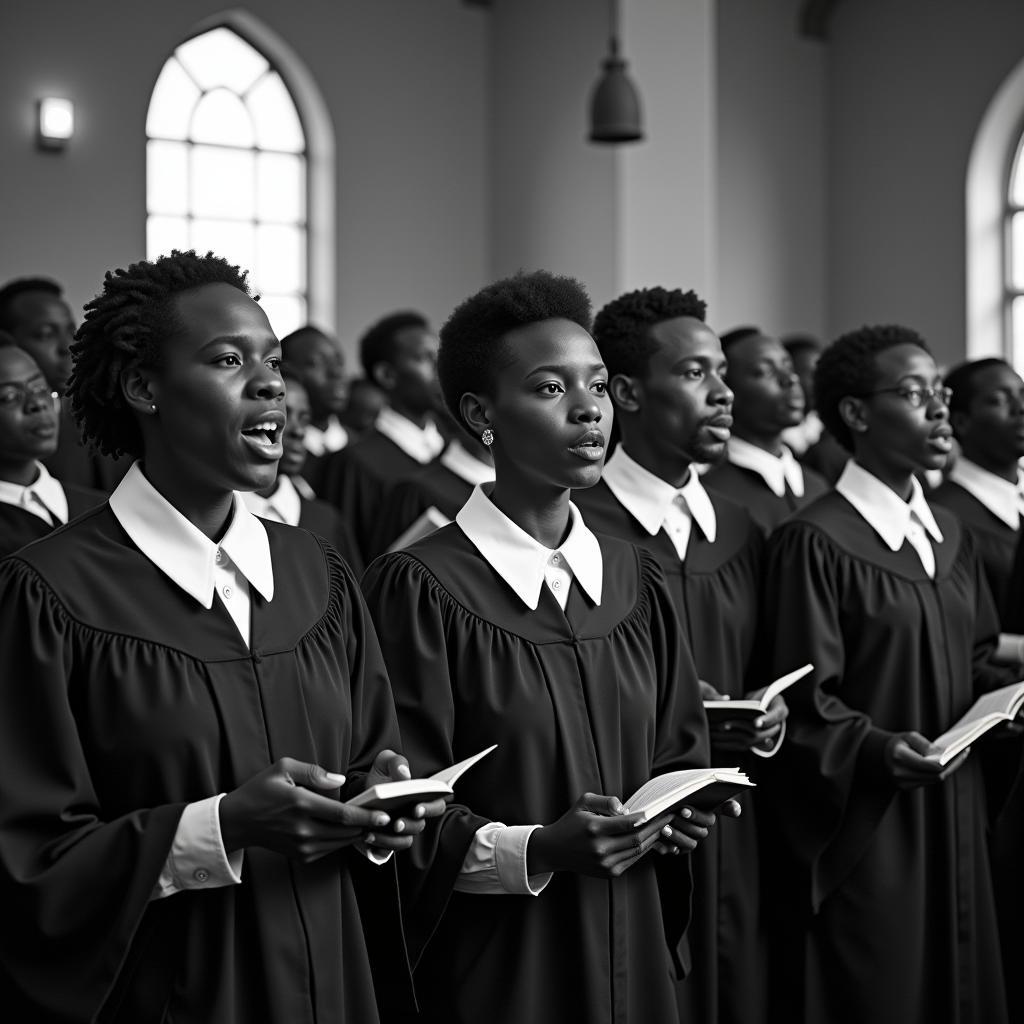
[454,822,552,895]
[354,841,394,866]
[151,793,244,901]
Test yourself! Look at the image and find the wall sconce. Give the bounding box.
[37,98,74,150]
[588,0,644,144]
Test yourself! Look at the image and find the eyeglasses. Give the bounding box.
[861,385,952,409]
[0,381,58,408]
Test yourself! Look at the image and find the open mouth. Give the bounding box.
[241,416,285,458]
[568,432,606,462]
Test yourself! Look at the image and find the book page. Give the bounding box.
[759,662,814,707]
[430,744,498,786]
[624,768,751,824]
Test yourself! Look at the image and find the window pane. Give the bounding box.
[191,145,255,220]
[1012,139,1024,207]
[176,27,268,93]
[257,152,305,224]
[256,224,304,294]
[260,294,306,339]
[147,216,190,262]
[147,140,189,215]
[247,72,305,153]
[190,219,256,274]
[147,58,201,140]
[1012,213,1024,289]
[191,89,254,148]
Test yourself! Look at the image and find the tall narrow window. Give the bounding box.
[146,26,307,337]
[1008,133,1024,369]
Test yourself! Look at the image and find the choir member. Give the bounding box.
[362,270,724,1024]
[0,276,126,492]
[339,377,386,440]
[279,324,350,494]
[703,327,828,533]
[320,311,446,562]
[0,251,441,1023]
[931,358,1024,624]
[241,373,364,575]
[760,324,1017,1024]
[0,343,103,556]
[780,334,824,456]
[573,285,781,1024]
[371,417,494,553]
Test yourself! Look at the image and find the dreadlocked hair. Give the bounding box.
[592,286,707,379]
[69,250,251,459]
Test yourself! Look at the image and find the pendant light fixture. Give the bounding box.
[588,0,644,144]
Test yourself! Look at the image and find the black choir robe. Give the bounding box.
[703,460,828,535]
[930,479,1018,624]
[295,495,365,577]
[318,428,441,563]
[573,479,768,1024]
[371,461,475,555]
[0,508,411,1024]
[759,492,1016,1024]
[361,525,710,1024]
[0,481,105,558]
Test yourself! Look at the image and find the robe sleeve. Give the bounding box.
[759,522,899,911]
[0,557,185,1020]
[360,551,491,965]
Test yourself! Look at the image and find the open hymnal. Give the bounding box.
[702,663,814,721]
[387,506,452,552]
[623,767,754,826]
[346,744,497,811]
[925,682,1024,765]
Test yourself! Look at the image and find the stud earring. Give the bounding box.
[150,404,157,413]
[481,427,494,446]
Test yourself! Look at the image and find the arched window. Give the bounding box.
[146,25,308,337]
[1008,131,1024,368]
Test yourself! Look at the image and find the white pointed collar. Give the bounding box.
[0,461,69,524]
[948,457,1024,531]
[836,459,943,552]
[456,484,602,610]
[109,462,274,608]
[727,435,805,497]
[375,407,446,464]
[602,447,716,542]
[241,474,303,528]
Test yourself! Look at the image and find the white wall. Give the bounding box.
[826,0,1024,369]
[0,0,488,360]
[715,0,827,339]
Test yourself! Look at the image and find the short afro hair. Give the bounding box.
[359,311,428,380]
[69,250,252,459]
[591,286,706,379]
[943,357,1012,419]
[438,270,592,430]
[815,324,930,452]
[0,277,65,333]
[782,334,823,360]
[720,326,764,355]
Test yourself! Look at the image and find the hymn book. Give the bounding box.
[702,663,814,721]
[624,768,755,826]
[346,744,497,811]
[925,682,1024,766]
[387,506,452,552]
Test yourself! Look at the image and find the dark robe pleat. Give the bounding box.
[703,459,828,535]
[759,491,1016,1024]
[361,524,709,1024]
[318,429,440,564]
[298,496,365,577]
[0,509,411,1023]
[575,479,769,1024]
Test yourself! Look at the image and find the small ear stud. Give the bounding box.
[150,404,157,413]
[481,428,494,446]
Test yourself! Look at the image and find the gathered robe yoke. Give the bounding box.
[361,524,709,1024]
[574,478,768,1024]
[761,492,1015,1024]
[0,506,409,1024]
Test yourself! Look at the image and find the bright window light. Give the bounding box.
[38,98,74,147]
